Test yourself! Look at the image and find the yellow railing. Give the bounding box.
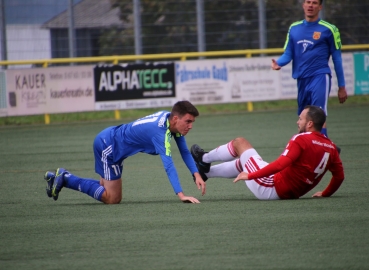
[1,44,369,67]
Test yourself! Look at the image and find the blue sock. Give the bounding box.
[64,173,105,201]
[321,128,328,137]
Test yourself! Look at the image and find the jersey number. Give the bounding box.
[132,111,162,126]
[314,152,330,179]
[112,165,121,176]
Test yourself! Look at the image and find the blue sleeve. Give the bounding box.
[174,135,198,176]
[276,43,293,67]
[332,50,345,87]
[159,154,183,194]
[152,131,183,194]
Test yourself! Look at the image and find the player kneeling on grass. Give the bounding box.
[44,101,206,204]
[191,105,344,200]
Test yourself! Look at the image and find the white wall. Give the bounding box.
[6,24,51,68]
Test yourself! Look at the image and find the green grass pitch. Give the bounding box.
[0,105,368,269]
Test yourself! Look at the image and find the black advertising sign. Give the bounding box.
[94,63,176,102]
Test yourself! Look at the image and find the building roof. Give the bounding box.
[6,0,83,25]
[42,0,125,29]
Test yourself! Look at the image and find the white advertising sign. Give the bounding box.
[227,58,280,102]
[6,65,95,116]
[273,52,354,100]
[329,52,354,96]
[94,98,176,111]
[1,53,356,117]
[175,60,229,104]
[175,57,280,105]
[276,58,297,100]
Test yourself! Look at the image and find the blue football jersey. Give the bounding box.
[110,111,197,194]
[278,19,342,80]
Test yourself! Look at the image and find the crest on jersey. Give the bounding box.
[313,32,321,40]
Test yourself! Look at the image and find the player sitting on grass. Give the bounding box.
[191,105,344,200]
[44,101,206,204]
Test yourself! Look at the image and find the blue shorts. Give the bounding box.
[93,127,123,181]
[296,74,331,115]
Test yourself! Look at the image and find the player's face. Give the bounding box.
[297,109,309,133]
[172,113,195,135]
[303,0,322,21]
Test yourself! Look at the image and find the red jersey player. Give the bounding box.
[191,105,344,200]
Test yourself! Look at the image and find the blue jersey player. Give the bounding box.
[271,0,347,148]
[44,101,206,204]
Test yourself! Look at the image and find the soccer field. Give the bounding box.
[0,105,368,269]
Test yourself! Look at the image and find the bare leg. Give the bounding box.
[100,177,122,204]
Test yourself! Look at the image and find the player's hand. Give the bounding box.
[271,59,281,70]
[177,192,200,203]
[337,86,348,103]
[193,172,206,195]
[233,172,249,183]
[312,191,323,197]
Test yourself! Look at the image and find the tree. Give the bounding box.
[324,0,369,45]
[98,0,369,56]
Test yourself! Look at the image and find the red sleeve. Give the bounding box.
[322,176,344,197]
[248,155,292,179]
[248,138,303,179]
[322,151,345,197]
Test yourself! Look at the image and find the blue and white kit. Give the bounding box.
[93,111,198,194]
[276,19,345,114]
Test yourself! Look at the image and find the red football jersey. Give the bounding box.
[248,131,344,199]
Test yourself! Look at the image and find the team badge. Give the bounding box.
[313,32,321,40]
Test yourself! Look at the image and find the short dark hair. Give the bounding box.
[304,105,326,131]
[305,0,323,4]
[171,100,199,118]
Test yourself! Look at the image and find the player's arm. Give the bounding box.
[272,26,294,70]
[332,50,348,103]
[328,25,347,103]
[272,49,292,70]
[312,153,345,198]
[174,135,206,195]
[311,175,344,198]
[159,153,200,203]
[274,48,293,68]
[154,134,200,203]
[174,135,197,174]
[332,50,345,87]
[234,139,302,183]
[234,155,294,182]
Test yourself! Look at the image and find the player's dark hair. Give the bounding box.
[304,0,323,5]
[305,0,323,4]
[171,100,199,118]
[304,105,326,131]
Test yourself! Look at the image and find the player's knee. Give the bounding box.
[104,196,121,204]
[108,197,121,204]
[233,137,253,155]
[100,178,122,204]
[102,192,122,204]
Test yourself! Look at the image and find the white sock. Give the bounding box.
[207,159,242,178]
[203,141,237,163]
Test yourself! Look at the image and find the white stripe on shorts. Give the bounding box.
[102,145,112,180]
[240,149,280,200]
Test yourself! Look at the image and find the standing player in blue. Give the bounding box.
[271,0,348,151]
[44,101,206,204]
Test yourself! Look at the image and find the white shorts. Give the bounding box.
[239,149,280,200]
